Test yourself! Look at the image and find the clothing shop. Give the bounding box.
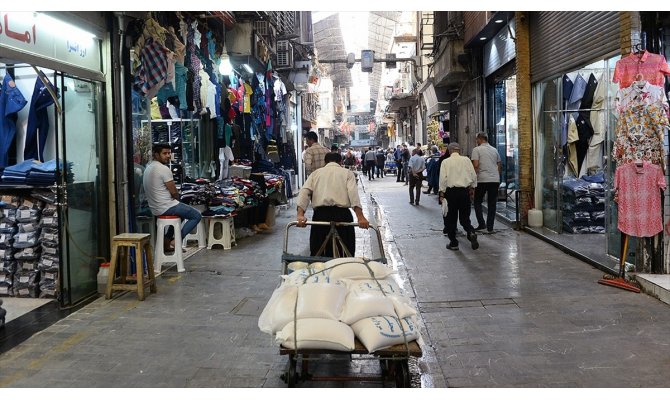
[125,13,294,244]
[0,12,110,310]
[528,11,670,274]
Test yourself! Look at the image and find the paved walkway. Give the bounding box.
[2,176,670,388]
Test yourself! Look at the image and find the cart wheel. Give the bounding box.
[287,357,297,388]
[379,359,389,380]
[394,360,410,388]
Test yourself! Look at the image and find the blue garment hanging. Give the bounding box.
[0,75,28,167]
[24,77,57,162]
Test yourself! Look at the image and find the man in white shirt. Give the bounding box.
[296,152,369,257]
[143,143,202,252]
[438,142,479,251]
[471,133,502,233]
[408,148,426,205]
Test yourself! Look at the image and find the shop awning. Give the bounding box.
[387,94,417,112]
[419,79,450,117]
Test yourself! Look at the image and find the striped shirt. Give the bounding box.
[304,143,330,175]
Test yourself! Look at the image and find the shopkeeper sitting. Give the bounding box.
[143,143,202,252]
[296,152,369,257]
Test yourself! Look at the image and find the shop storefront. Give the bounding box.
[0,12,110,306]
[124,13,294,241]
[528,12,624,270]
[483,18,519,223]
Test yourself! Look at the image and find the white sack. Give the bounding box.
[276,318,355,351]
[339,291,396,325]
[296,282,347,320]
[328,261,393,280]
[352,316,420,353]
[258,285,298,334]
[282,268,335,286]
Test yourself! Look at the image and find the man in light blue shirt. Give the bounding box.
[408,149,426,205]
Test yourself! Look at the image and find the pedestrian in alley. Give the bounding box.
[424,145,442,195]
[408,148,426,205]
[143,143,202,252]
[375,147,386,178]
[471,132,502,233]
[296,151,370,257]
[303,131,330,176]
[364,146,377,180]
[439,142,479,251]
[401,143,411,185]
[394,145,404,182]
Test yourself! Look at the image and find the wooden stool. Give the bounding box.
[105,233,156,301]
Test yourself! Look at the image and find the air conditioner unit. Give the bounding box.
[276,39,294,68]
[254,20,277,54]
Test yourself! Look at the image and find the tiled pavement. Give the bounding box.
[1,176,670,388]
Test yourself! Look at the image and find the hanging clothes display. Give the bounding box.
[24,77,57,162]
[0,74,28,168]
[611,50,669,241]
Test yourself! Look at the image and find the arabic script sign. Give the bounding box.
[0,12,101,73]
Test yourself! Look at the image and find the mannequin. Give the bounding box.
[218,145,234,180]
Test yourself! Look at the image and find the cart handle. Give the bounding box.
[283,221,386,263]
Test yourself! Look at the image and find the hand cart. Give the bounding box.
[278,221,423,388]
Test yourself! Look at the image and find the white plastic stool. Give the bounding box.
[136,216,156,247]
[206,217,236,250]
[183,219,206,249]
[154,216,185,273]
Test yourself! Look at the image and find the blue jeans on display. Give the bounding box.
[161,202,203,241]
[24,78,56,162]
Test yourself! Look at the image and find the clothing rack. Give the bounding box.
[543,108,605,113]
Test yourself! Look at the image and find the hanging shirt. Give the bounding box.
[0,75,28,167]
[137,37,169,98]
[614,161,665,237]
[613,51,670,89]
[615,81,669,115]
[243,83,252,113]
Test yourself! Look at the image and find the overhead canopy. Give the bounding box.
[419,79,449,117]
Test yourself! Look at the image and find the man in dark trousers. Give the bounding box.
[296,152,370,257]
[364,147,377,180]
[375,148,386,178]
[438,142,479,251]
[471,133,502,232]
[394,145,404,182]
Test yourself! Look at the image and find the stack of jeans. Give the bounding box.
[12,197,43,297]
[1,159,35,184]
[26,159,58,186]
[38,203,59,298]
[0,195,20,296]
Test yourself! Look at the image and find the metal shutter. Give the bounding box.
[530,12,620,83]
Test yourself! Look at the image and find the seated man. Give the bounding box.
[143,143,202,252]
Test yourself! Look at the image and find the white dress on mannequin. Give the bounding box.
[219,146,235,180]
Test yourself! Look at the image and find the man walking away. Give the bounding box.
[471,133,501,233]
[364,147,377,180]
[303,131,330,176]
[394,145,403,182]
[401,144,411,185]
[408,149,426,205]
[375,148,386,178]
[439,142,479,251]
[296,152,370,257]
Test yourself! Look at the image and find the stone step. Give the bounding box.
[635,274,670,306]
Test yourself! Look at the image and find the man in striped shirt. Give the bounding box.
[303,131,330,176]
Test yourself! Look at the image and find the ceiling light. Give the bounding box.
[480,37,487,41]
[243,64,253,73]
[495,19,504,23]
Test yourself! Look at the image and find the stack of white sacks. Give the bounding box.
[258,257,420,353]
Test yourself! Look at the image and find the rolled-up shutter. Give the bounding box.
[530,12,620,83]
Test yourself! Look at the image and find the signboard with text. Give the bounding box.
[0,12,102,73]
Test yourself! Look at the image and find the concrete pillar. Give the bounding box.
[515,11,532,228]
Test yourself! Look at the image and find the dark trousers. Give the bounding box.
[408,174,422,203]
[395,161,403,181]
[474,182,500,230]
[445,187,475,244]
[24,78,55,162]
[366,160,376,179]
[310,206,355,257]
[376,164,384,178]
